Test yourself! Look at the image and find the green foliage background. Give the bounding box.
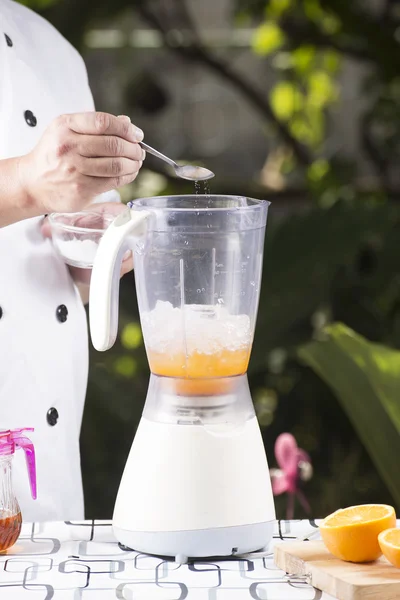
[22,0,400,518]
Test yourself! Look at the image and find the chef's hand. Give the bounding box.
[41,202,133,304]
[19,112,145,214]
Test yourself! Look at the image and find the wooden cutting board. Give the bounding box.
[274,541,400,600]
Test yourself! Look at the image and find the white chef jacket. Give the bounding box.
[0,0,118,521]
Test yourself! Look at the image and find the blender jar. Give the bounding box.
[90,195,269,397]
[132,195,268,395]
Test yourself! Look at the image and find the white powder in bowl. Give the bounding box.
[55,238,99,267]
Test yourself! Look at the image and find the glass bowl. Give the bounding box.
[48,211,115,268]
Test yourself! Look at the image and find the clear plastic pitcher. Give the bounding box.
[90,195,269,394]
[0,429,36,551]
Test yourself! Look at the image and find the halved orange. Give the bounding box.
[320,504,396,563]
[378,528,400,568]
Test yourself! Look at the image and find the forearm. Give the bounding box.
[0,157,41,227]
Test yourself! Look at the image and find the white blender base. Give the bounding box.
[114,520,274,562]
[113,396,276,560]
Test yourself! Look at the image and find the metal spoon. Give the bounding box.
[139,141,215,181]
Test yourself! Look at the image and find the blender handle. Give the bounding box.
[89,207,150,352]
[13,432,37,500]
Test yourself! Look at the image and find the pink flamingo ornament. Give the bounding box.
[270,433,313,520]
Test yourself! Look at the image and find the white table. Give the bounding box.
[0,519,335,598]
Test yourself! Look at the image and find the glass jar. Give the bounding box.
[0,429,36,552]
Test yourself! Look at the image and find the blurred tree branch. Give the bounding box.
[235,0,400,188]
[136,0,312,166]
[42,0,312,166]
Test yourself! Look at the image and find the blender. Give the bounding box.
[89,195,275,561]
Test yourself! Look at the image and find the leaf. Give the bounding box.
[307,70,338,108]
[320,14,341,35]
[254,388,278,426]
[266,0,292,18]
[323,50,340,74]
[252,22,285,56]
[121,322,143,349]
[290,112,324,146]
[308,158,330,181]
[292,46,316,74]
[298,323,400,507]
[113,355,137,378]
[303,0,341,32]
[304,0,324,22]
[270,81,303,120]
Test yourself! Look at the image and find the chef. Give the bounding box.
[0,0,145,520]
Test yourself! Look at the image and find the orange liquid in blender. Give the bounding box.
[148,347,250,396]
[143,302,252,395]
